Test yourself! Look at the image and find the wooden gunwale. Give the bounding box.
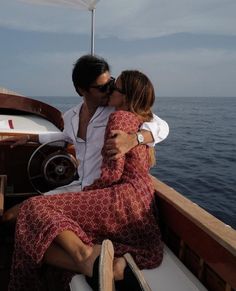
[0,93,63,130]
[0,175,6,216]
[152,176,236,289]
[152,177,236,255]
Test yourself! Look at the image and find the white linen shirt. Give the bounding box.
[39,102,169,190]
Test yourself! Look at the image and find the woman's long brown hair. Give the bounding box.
[119,70,156,166]
[119,70,155,122]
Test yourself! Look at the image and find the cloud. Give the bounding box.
[3,47,235,97]
[0,50,82,96]
[0,0,90,34]
[1,0,236,97]
[1,0,236,39]
[108,48,236,97]
[97,0,236,39]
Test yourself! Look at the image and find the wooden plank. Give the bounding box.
[151,176,236,255]
[0,175,7,216]
[152,176,236,289]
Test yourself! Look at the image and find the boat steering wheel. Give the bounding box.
[27,140,78,194]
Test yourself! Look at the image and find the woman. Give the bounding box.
[9,70,163,291]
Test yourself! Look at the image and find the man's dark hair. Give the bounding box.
[72,54,110,95]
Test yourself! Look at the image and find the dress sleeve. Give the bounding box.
[84,111,139,190]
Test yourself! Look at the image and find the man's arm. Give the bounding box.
[0,132,66,148]
[140,113,169,146]
[104,114,169,160]
[0,134,39,148]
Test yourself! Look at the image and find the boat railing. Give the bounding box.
[152,177,236,291]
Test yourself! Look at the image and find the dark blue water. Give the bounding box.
[34,96,236,229]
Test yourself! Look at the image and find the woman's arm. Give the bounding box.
[84,112,127,190]
[104,113,169,159]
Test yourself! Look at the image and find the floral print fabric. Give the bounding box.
[9,111,163,290]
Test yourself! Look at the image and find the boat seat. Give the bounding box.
[70,245,207,291]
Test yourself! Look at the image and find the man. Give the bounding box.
[4,54,169,194]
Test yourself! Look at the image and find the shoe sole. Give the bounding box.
[99,240,115,291]
[124,253,152,291]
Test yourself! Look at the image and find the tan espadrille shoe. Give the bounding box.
[86,239,115,291]
[122,253,152,291]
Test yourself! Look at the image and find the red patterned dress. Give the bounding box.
[9,111,163,291]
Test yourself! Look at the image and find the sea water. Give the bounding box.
[35,96,236,229]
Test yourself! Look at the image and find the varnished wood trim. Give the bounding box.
[151,176,236,256]
[152,176,236,288]
[0,93,63,130]
[0,175,7,216]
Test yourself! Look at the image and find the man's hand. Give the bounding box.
[1,203,20,223]
[104,130,138,160]
[0,135,31,148]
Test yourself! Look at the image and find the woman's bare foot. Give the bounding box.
[113,257,127,281]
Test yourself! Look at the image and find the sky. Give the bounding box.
[0,0,236,97]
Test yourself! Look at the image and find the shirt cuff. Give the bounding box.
[140,117,169,147]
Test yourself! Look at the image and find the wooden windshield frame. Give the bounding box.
[0,93,64,130]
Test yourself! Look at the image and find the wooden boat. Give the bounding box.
[0,90,235,291]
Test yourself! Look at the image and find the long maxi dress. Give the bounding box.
[9,110,163,291]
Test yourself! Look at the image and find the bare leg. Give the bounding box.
[44,230,101,277]
[44,242,79,272]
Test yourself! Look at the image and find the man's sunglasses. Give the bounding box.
[90,77,115,93]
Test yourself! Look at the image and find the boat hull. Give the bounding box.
[0,92,235,291]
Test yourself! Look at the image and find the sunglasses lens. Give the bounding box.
[91,77,115,93]
[100,83,109,92]
[101,78,115,92]
[108,84,115,94]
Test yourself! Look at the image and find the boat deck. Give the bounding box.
[70,246,207,291]
[1,92,235,291]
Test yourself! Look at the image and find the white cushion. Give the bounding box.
[70,246,207,291]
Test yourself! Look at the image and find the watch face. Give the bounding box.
[137,133,144,144]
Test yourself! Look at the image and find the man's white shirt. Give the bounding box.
[39,103,169,194]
